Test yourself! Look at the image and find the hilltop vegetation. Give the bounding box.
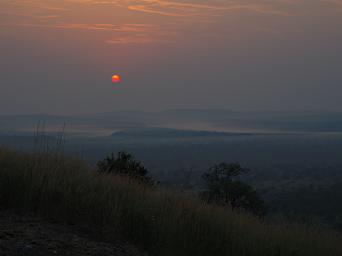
[0,148,342,256]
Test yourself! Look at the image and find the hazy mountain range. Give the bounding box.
[1,109,342,137]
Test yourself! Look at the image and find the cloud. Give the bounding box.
[1,0,340,46]
[105,36,156,44]
[126,0,295,17]
[6,0,295,18]
[52,23,156,33]
[324,0,342,7]
[0,21,163,44]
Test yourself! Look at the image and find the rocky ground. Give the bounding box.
[0,211,147,256]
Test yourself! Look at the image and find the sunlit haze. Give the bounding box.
[1,0,342,114]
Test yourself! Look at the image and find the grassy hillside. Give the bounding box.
[0,148,341,256]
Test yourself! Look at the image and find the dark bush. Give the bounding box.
[97,151,154,185]
[201,162,265,216]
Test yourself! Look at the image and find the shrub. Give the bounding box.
[97,151,154,185]
[201,162,265,216]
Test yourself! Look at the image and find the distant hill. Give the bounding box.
[111,127,250,139]
[2,109,342,135]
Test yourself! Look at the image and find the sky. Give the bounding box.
[0,0,342,115]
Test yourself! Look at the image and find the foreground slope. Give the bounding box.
[0,210,145,256]
[0,148,342,256]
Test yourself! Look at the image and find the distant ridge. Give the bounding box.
[2,110,342,134]
[111,127,251,138]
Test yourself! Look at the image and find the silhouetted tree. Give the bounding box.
[201,162,265,216]
[97,151,154,185]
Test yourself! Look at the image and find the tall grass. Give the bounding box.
[0,148,341,256]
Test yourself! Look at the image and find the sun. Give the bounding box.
[112,74,121,83]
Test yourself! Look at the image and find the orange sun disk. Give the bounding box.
[112,74,121,83]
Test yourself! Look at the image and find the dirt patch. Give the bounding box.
[0,211,147,256]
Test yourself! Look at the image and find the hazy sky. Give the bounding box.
[1,0,342,114]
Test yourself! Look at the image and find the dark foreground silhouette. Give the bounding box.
[0,210,146,256]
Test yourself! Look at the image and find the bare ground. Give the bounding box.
[0,211,147,256]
